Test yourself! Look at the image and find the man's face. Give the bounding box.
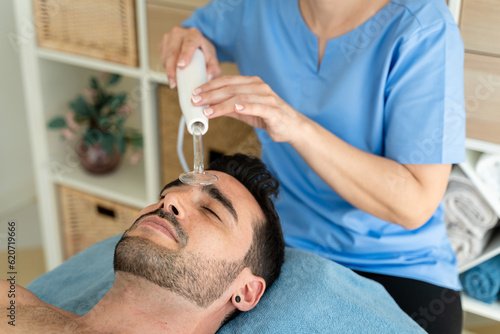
[114,171,263,308]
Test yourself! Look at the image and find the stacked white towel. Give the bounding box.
[475,153,500,194]
[444,167,499,267]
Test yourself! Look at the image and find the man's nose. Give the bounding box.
[160,190,188,220]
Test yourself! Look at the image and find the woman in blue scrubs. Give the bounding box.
[161,0,465,332]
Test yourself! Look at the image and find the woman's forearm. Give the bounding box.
[290,116,449,230]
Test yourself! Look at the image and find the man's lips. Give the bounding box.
[139,216,178,243]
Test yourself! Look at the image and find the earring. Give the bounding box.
[235,296,241,303]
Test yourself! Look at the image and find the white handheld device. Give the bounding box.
[176,48,209,135]
[175,48,218,185]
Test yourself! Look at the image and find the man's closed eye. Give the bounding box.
[202,206,222,222]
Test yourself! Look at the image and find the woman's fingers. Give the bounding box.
[201,42,221,81]
[160,26,219,89]
[176,28,205,68]
[161,31,183,88]
[191,82,266,107]
[191,74,300,143]
[232,102,298,143]
[224,102,290,142]
[194,75,262,95]
[200,93,276,118]
[192,78,274,110]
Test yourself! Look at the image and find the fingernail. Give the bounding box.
[204,108,214,116]
[192,95,202,103]
[177,59,186,67]
[192,88,202,95]
[169,78,176,89]
[207,73,213,81]
[235,104,244,111]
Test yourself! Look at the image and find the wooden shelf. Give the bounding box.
[460,0,500,57]
[466,138,500,155]
[459,230,500,273]
[38,48,143,79]
[148,0,209,11]
[51,156,149,209]
[462,295,500,322]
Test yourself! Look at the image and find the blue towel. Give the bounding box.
[460,254,500,304]
[28,235,424,333]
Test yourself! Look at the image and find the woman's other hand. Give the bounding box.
[160,26,221,89]
[191,75,304,143]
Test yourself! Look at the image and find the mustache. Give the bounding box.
[129,208,189,247]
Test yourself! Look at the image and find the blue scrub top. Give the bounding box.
[183,0,466,290]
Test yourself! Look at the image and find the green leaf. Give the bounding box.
[131,135,143,148]
[109,93,128,110]
[108,74,121,86]
[90,77,99,90]
[70,96,90,118]
[47,116,67,129]
[98,93,113,111]
[98,116,111,129]
[88,105,98,118]
[102,92,113,104]
[116,130,126,154]
[102,132,115,155]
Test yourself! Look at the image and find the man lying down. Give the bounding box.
[1,154,285,333]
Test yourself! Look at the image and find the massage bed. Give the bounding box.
[27,235,425,333]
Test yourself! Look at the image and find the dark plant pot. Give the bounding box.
[77,139,122,175]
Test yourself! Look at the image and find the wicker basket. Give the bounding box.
[33,0,138,67]
[58,185,140,259]
[157,85,261,184]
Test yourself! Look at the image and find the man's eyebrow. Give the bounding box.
[202,185,238,224]
[159,179,184,198]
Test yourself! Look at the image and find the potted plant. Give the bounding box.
[48,73,143,174]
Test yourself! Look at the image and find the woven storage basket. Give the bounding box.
[33,0,138,66]
[59,185,140,259]
[157,85,261,184]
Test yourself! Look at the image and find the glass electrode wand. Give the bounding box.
[179,121,218,185]
[176,48,218,185]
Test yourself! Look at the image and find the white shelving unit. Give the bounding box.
[459,141,500,321]
[13,0,211,271]
[13,0,500,323]
[449,0,500,322]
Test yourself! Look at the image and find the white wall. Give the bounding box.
[0,0,41,248]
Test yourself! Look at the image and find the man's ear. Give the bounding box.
[231,274,266,312]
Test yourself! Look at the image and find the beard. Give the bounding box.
[113,210,245,308]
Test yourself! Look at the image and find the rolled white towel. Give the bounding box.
[475,153,500,194]
[446,225,494,267]
[445,171,498,233]
[444,167,498,267]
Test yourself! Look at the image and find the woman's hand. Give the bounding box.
[160,26,221,89]
[191,75,305,143]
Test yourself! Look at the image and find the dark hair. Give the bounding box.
[208,154,285,324]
